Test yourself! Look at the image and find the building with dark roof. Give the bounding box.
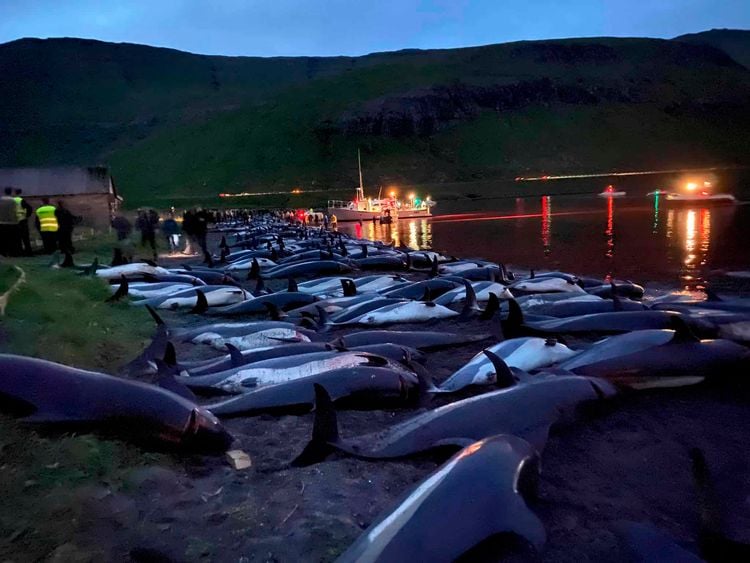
[0,166,121,228]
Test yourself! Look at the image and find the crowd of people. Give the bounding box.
[0,187,81,257]
[109,207,212,261]
[1,198,340,260]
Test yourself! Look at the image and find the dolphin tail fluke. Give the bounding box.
[480,292,500,321]
[482,350,517,388]
[291,384,340,467]
[106,275,129,303]
[190,289,209,314]
[287,277,298,293]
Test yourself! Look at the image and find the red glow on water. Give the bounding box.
[431,210,600,224]
[541,196,551,253]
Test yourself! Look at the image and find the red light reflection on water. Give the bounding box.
[541,196,551,255]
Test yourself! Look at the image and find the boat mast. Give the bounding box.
[356,149,365,201]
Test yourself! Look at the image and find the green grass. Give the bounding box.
[0,246,152,371]
[0,238,171,560]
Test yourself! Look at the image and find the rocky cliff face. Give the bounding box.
[337,79,635,137]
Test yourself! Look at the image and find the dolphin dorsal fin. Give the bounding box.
[190,289,209,314]
[287,277,298,293]
[463,279,478,310]
[225,343,244,367]
[479,292,500,321]
[704,288,722,302]
[505,298,524,335]
[482,350,516,389]
[670,316,700,343]
[544,338,557,347]
[163,341,177,366]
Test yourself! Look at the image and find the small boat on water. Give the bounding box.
[597,185,626,198]
[327,151,434,222]
[651,181,737,206]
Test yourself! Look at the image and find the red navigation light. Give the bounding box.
[542,175,549,181]
[606,185,614,192]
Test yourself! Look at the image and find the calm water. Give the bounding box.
[337,194,750,289]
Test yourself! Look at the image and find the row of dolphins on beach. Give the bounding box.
[2,218,750,561]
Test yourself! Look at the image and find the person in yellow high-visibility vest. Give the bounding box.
[35,198,59,254]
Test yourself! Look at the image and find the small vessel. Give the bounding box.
[661,181,737,205]
[598,185,626,198]
[327,151,434,222]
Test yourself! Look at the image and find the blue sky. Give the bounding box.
[1,0,748,56]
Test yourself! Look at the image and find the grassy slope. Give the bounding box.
[0,242,166,561]
[2,35,750,206]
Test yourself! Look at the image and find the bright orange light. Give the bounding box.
[686,182,698,191]
[408,193,415,200]
[390,191,396,198]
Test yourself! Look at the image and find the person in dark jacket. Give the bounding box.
[111,214,132,241]
[193,207,210,254]
[135,209,158,260]
[55,200,81,256]
[14,189,33,256]
[161,213,181,254]
[182,209,198,256]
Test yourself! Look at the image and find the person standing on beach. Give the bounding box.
[14,189,33,255]
[182,209,197,255]
[161,213,181,254]
[55,200,80,256]
[35,198,59,254]
[193,207,210,254]
[111,214,132,241]
[135,209,158,260]
[0,187,21,256]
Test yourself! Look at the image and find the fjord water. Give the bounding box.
[339,193,749,290]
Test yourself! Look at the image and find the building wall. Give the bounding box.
[24,194,116,229]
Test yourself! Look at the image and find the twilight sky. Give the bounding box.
[1,0,748,57]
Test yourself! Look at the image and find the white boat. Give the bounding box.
[597,185,626,198]
[657,181,737,205]
[327,151,434,222]
[664,193,737,205]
